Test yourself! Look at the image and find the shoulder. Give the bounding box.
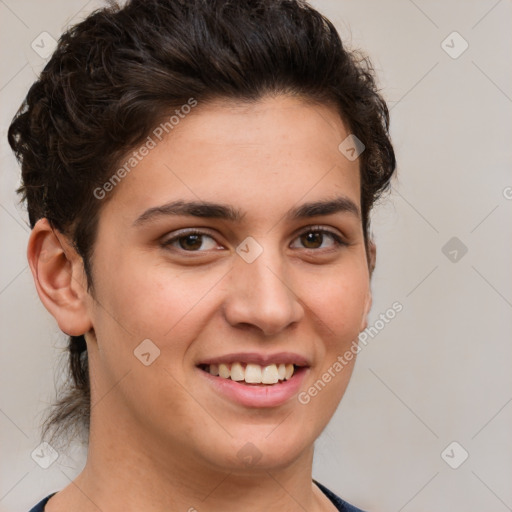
[28,493,57,512]
[314,480,368,512]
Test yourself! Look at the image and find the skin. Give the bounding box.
[28,95,375,512]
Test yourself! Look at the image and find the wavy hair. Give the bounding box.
[8,0,396,447]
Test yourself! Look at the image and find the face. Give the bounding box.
[83,95,373,472]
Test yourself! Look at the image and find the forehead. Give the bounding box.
[100,95,361,223]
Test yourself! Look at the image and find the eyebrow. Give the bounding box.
[288,196,360,221]
[132,196,360,227]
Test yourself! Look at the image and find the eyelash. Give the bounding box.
[161,226,348,253]
[291,226,347,250]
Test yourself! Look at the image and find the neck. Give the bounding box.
[48,411,333,512]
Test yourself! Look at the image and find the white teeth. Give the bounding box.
[204,362,297,384]
[245,363,262,383]
[219,363,230,379]
[261,364,279,384]
[230,362,245,381]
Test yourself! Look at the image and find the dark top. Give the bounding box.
[28,480,367,511]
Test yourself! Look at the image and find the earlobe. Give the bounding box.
[27,218,92,336]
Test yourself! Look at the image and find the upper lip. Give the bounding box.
[197,352,310,367]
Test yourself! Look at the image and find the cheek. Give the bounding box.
[88,261,218,411]
[96,255,223,342]
[296,270,367,423]
[299,262,369,342]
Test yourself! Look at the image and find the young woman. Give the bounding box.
[9,0,396,510]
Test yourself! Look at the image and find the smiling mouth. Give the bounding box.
[197,362,301,385]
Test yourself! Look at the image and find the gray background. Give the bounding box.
[1,1,511,511]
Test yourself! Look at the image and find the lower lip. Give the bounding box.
[197,367,309,408]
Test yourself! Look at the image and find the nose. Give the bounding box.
[222,245,304,336]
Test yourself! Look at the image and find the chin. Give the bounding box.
[199,427,314,473]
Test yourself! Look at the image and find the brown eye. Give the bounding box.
[162,231,220,252]
[178,234,204,250]
[290,228,346,250]
[300,232,323,249]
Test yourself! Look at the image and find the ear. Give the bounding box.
[360,239,376,332]
[27,218,93,336]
